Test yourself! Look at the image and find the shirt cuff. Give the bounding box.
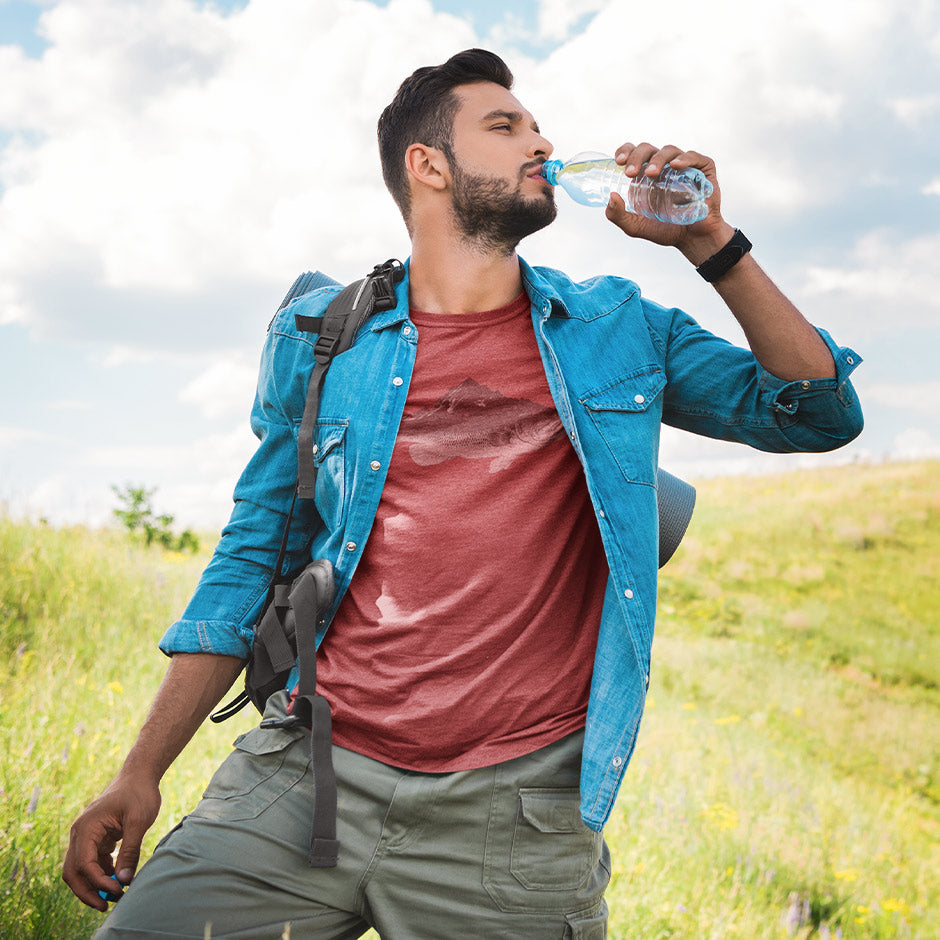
[159,619,252,659]
[759,330,863,440]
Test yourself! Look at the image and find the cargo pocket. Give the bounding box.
[484,787,610,914]
[582,369,665,485]
[189,724,309,822]
[565,902,609,940]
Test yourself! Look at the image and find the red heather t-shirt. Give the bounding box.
[315,292,608,771]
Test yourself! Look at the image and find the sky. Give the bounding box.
[0,0,938,529]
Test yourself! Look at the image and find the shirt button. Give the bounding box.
[392,376,403,387]
[599,510,606,519]
[624,589,634,599]
[801,380,811,389]
[634,394,645,404]
[846,356,854,365]
[403,326,412,335]
[612,756,622,768]
[370,460,381,471]
[345,542,357,552]
[312,443,319,455]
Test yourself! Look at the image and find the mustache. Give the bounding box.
[520,159,547,180]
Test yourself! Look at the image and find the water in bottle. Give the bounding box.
[541,151,713,225]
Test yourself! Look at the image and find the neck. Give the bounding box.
[408,228,525,315]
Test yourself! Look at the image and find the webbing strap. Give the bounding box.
[295,278,367,499]
[287,562,338,867]
[296,359,330,500]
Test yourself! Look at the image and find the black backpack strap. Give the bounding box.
[294,260,404,500]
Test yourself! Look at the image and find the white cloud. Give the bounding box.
[802,230,940,322]
[0,426,50,448]
[924,179,940,197]
[889,94,939,126]
[77,422,258,525]
[863,381,940,416]
[535,0,606,42]
[657,425,873,481]
[0,0,471,340]
[178,355,258,419]
[892,427,940,460]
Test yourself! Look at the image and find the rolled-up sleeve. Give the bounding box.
[652,302,863,452]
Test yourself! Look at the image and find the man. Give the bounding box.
[63,49,863,938]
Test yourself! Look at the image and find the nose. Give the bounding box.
[529,130,553,160]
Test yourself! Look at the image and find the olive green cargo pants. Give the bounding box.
[93,693,610,939]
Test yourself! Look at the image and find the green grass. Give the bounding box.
[2,461,938,938]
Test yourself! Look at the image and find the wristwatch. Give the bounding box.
[696,229,752,283]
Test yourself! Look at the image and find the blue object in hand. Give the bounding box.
[99,873,123,903]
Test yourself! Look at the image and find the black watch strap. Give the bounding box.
[696,228,752,283]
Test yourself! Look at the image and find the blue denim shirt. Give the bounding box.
[161,257,863,831]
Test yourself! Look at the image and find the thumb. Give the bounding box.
[114,840,141,884]
[604,192,636,232]
[113,815,149,883]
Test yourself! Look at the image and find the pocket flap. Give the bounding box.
[518,788,584,833]
[582,370,665,412]
[312,422,347,464]
[232,724,304,757]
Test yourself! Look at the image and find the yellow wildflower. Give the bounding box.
[881,898,908,913]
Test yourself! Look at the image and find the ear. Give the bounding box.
[405,142,449,193]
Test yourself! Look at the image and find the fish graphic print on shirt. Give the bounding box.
[316,292,609,772]
[399,376,565,472]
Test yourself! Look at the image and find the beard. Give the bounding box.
[449,162,557,255]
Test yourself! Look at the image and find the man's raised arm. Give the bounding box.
[604,142,836,382]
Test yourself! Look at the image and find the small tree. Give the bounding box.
[111,484,200,553]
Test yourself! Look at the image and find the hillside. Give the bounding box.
[1,460,937,938]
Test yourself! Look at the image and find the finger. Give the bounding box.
[666,149,716,175]
[614,142,658,177]
[643,144,686,176]
[613,143,635,164]
[63,826,112,911]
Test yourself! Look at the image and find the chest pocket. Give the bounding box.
[581,369,665,485]
[301,419,348,531]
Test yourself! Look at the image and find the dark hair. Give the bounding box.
[377,49,514,223]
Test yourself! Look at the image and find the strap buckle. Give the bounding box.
[369,259,405,312]
[313,333,339,364]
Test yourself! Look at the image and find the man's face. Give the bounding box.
[445,82,557,253]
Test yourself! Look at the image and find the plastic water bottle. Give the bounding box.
[541,151,713,225]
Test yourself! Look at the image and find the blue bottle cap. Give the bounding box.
[99,873,123,903]
[541,160,562,185]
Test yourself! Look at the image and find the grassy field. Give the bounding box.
[1,460,937,938]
